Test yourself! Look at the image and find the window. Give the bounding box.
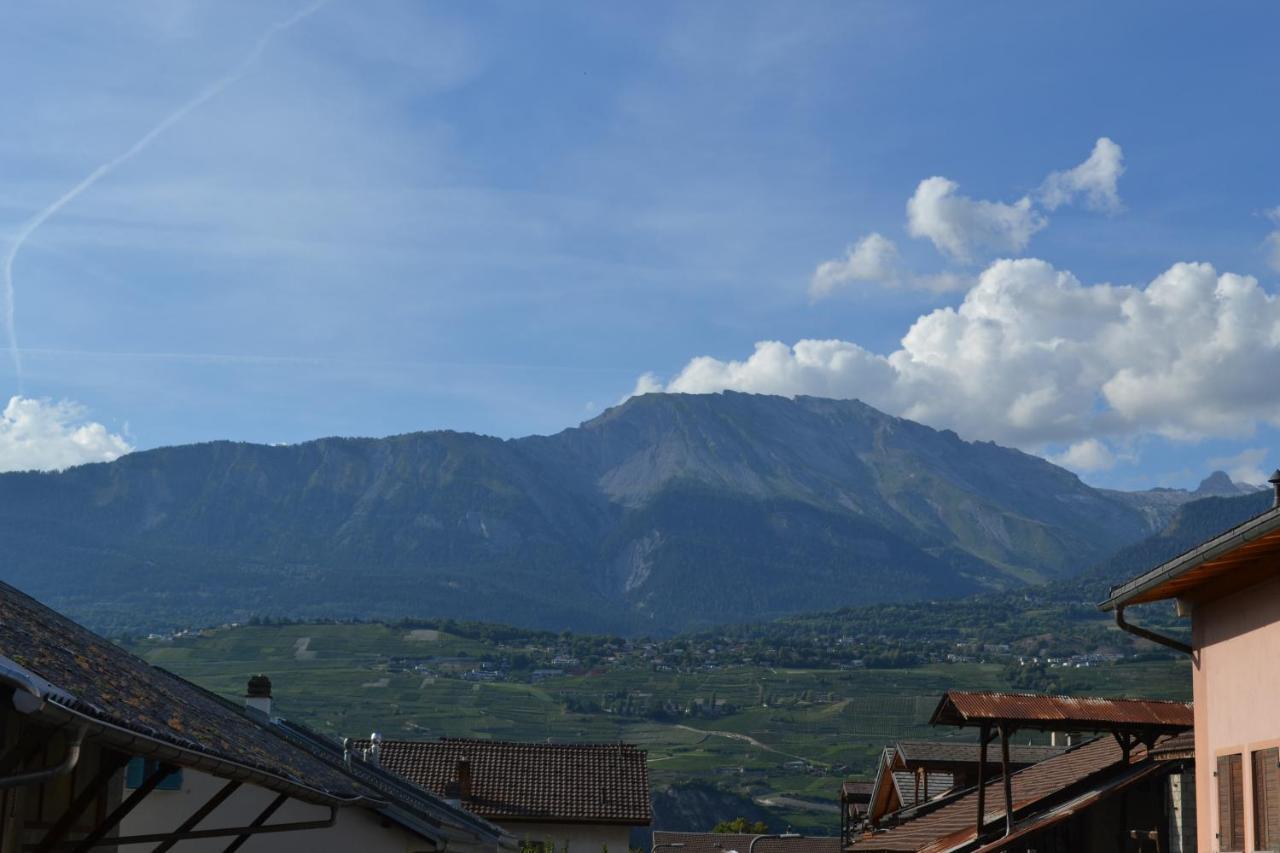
[1218,753,1244,852]
[124,757,183,791]
[1255,747,1280,852]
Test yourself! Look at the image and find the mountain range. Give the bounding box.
[0,392,1259,634]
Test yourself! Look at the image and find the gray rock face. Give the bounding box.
[0,392,1157,634]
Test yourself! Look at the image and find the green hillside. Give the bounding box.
[128,620,1190,835]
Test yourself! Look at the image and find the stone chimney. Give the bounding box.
[456,756,472,800]
[1269,469,1280,508]
[245,674,272,719]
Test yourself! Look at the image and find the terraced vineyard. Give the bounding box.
[130,622,1191,835]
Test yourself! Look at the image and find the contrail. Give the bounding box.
[2,0,330,385]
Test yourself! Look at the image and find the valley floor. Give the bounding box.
[128,621,1192,835]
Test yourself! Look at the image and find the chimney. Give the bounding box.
[1269,469,1280,508]
[456,756,472,800]
[245,674,272,719]
[368,732,383,766]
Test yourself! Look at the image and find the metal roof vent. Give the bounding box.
[1270,469,1280,507]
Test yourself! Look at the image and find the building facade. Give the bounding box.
[1102,479,1280,852]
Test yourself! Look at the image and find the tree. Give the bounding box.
[712,818,769,834]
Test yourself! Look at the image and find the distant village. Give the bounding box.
[4,480,1280,851]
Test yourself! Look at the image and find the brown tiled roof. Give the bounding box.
[930,691,1192,732]
[1150,730,1196,761]
[894,741,1064,768]
[652,831,840,853]
[352,737,652,825]
[849,736,1137,852]
[968,762,1166,853]
[842,780,874,800]
[0,581,369,805]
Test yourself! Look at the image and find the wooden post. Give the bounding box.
[1000,722,1013,837]
[976,722,990,838]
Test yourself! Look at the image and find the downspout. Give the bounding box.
[0,725,86,788]
[1114,605,1192,656]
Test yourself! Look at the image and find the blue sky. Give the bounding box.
[2,1,1279,489]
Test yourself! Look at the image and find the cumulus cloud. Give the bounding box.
[1039,137,1125,213]
[0,396,132,472]
[808,234,974,299]
[809,233,900,297]
[1207,447,1269,486]
[634,257,1280,456]
[906,177,1045,262]
[1050,439,1116,472]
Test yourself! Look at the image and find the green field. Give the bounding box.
[131,623,1192,834]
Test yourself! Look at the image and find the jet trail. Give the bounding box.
[2,0,330,384]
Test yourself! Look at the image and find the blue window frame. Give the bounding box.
[124,756,183,791]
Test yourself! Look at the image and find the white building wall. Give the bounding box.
[117,767,443,853]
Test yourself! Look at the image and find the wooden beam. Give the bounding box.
[975,722,990,839]
[999,723,1013,838]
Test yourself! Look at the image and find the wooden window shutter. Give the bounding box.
[1219,753,1244,852]
[1255,747,1280,851]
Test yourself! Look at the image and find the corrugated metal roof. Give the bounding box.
[930,691,1192,731]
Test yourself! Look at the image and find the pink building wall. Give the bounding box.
[1192,571,1280,851]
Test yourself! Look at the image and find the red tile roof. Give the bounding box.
[351,737,652,825]
[929,691,1192,732]
[652,831,840,853]
[849,736,1137,852]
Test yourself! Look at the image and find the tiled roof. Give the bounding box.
[842,780,874,799]
[894,741,1064,768]
[275,721,513,847]
[351,737,652,825]
[652,831,840,853]
[968,761,1167,853]
[849,736,1135,852]
[1150,730,1196,761]
[930,691,1193,732]
[0,581,369,805]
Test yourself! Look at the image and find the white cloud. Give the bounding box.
[634,257,1280,452]
[894,138,1123,265]
[808,233,974,299]
[1207,447,1269,486]
[626,372,666,401]
[809,233,900,297]
[1050,438,1116,472]
[1039,137,1125,213]
[0,396,132,472]
[1265,207,1280,273]
[906,176,1045,262]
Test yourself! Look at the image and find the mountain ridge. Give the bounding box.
[0,392,1234,634]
